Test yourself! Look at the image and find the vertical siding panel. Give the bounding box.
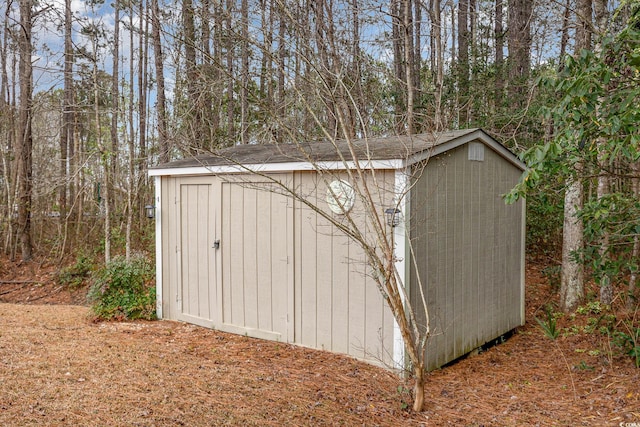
[300,173,318,347]
[256,187,273,332]
[270,181,289,338]
[447,152,459,364]
[429,158,447,368]
[243,185,259,329]
[196,184,211,319]
[163,177,176,320]
[468,157,481,352]
[348,237,365,359]
[479,156,494,343]
[331,225,349,354]
[229,184,245,326]
[181,185,194,315]
[293,173,303,343]
[221,184,230,323]
[316,178,333,351]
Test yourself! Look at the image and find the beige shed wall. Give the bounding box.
[292,170,396,367]
[409,141,524,371]
[160,171,396,367]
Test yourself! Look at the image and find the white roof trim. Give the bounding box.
[149,158,404,176]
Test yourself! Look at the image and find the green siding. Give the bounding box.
[409,141,524,371]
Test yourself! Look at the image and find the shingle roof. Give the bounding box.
[151,129,485,169]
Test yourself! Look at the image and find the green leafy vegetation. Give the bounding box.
[55,254,95,289]
[88,255,156,321]
[536,305,560,340]
[614,324,640,368]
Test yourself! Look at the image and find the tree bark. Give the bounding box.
[594,0,612,305]
[560,0,591,312]
[506,0,532,108]
[403,0,415,134]
[629,161,640,309]
[240,0,249,144]
[59,0,73,230]
[429,0,443,131]
[151,0,169,163]
[561,175,584,312]
[494,0,504,96]
[457,0,469,126]
[559,0,571,68]
[226,0,235,141]
[17,0,34,261]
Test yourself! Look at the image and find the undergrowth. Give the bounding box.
[56,254,94,289]
[88,254,156,321]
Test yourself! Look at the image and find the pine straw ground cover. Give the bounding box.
[0,258,638,426]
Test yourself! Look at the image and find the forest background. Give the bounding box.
[1,0,639,380]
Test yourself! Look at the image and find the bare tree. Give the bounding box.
[151,0,169,163]
[506,0,532,108]
[0,2,17,256]
[494,0,504,96]
[17,0,34,261]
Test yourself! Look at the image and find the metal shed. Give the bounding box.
[149,128,526,371]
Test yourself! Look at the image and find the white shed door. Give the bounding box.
[177,179,219,327]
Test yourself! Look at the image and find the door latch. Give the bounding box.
[213,240,220,250]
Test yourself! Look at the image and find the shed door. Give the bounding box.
[221,181,290,341]
[176,178,219,327]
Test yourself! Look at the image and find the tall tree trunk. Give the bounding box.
[391,0,405,134]
[403,0,415,134]
[276,2,286,141]
[457,0,469,126]
[594,0,612,305]
[200,0,215,145]
[506,0,532,108]
[126,1,135,260]
[240,0,249,143]
[106,0,120,263]
[559,0,571,68]
[139,0,148,171]
[59,0,74,255]
[0,6,15,255]
[629,161,640,309]
[561,173,584,312]
[494,0,504,98]
[429,0,443,131]
[259,0,273,103]
[560,0,591,312]
[60,0,73,231]
[226,0,235,140]
[183,0,200,147]
[351,0,365,136]
[17,0,34,261]
[151,0,168,163]
[212,0,223,134]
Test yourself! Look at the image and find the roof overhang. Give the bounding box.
[148,158,404,176]
[148,129,525,177]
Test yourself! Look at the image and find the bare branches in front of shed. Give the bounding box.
[198,138,433,412]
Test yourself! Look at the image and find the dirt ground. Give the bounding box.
[0,257,639,426]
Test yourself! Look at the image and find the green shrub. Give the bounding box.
[614,325,640,368]
[535,305,559,340]
[56,254,94,289]
[88,255,156,321]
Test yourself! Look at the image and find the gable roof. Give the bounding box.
[149,128,525,176]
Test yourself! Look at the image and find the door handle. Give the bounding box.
[213,240,220,250]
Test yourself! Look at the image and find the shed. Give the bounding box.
[149,128,526,371]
